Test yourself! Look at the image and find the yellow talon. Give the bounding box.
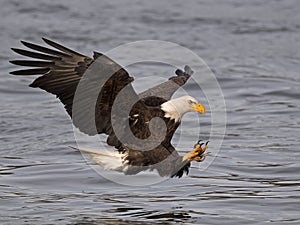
[183,140,209,162]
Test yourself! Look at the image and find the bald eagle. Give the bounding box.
[10,38,209,178]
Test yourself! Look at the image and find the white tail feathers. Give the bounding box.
[70,146,128,172]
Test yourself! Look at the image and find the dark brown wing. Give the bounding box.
[11,38,93,115]
[10,38,138,146]
[138,65,193,103]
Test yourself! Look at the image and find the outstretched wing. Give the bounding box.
[10,38,138,148]
[138,65,193,103]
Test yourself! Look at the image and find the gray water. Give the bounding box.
[1,0,300,224]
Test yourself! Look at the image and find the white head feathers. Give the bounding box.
[161,96,204,122]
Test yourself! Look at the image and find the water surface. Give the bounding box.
[1,0,300,224]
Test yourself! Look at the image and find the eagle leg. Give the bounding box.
[183,140,209,162]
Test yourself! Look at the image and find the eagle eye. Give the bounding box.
[187,99,196,105]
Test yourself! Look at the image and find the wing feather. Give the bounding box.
[139,65,193,103]
[10,60,55,67]
[10,38,137,144]
[11,48,60,60]
[20,40,72,58]
[10,68,50,75]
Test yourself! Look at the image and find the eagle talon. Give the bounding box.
[194,140,205,148]
[194,142,204,149]
[184,140,209,162]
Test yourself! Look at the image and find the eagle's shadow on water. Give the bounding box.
[70,208,194,225]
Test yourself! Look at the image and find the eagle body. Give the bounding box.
[10,38,207,178]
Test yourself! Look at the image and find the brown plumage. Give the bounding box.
[10,38,207,178]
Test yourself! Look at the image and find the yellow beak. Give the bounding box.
[193,103,205,114]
